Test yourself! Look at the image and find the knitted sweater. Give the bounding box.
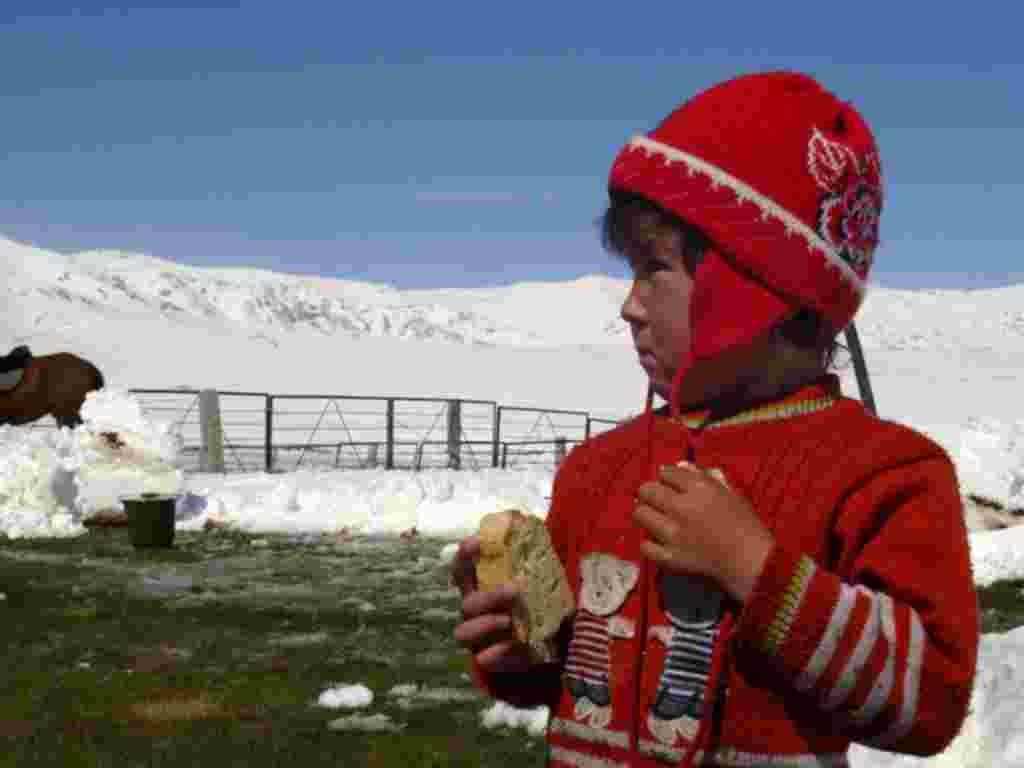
[473,375,978,767]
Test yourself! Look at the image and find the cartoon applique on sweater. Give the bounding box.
[564,553,639,729]
[646,572,727,747]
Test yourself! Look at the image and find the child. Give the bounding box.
[451,71,978,767]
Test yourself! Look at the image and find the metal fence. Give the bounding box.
[123,389,625,474]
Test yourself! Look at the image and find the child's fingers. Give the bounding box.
[454,613,520,658]
[461,582,520,619]
[658,462,728,492]
[454,584,522,653]
[656,462,702,490]
[639,538,674,566]
[449,536,481,594]
[632,502,677,544]
[453,612,511,646]
[458,536,482,559]
[636,477,688,510]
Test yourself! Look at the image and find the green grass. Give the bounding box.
[977,578,1024,634]
[0,529,547,767]
[4,527,1022,767]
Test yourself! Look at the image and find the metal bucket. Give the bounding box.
[122,493,178,548]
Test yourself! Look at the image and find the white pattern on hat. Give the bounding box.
[628,134,865,295]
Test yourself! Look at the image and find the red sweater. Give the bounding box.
[473,375,978,767]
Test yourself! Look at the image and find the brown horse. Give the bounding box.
[0,352,105,429]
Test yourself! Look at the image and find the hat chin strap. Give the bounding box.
[669,348,694,422]
[668,346,704,465]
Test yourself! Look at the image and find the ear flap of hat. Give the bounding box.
[688,247,795,362]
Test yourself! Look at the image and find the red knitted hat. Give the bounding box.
[609,71,883,369]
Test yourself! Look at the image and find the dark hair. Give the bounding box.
[601,191,844,370]
[776,308,844,369]
[600,192,710,276]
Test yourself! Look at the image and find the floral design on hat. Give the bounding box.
[609,71,881,354]
[809,128,883,277]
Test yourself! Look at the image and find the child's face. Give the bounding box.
[618,213,697,404]
[617,212,781,409]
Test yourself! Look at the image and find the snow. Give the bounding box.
[4,388,1024,586]
[848,627,1024,768]
[0,388,185,537]
[5,238,1024,763]
[480,700,550,738]
[965,526,1024,587]
[316,684,374,710]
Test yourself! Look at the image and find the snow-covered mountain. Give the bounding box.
[5,232,1024,428]
[8,233,1024,356]
[1,236,632,348]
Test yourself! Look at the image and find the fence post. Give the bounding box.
[554,436,567,468]
[415,442,425,472]
[265,395,274,473]
[367,443,379,469]
[447,399,462,470]
[501,443,508,469]
[385,399,395,470]
[585,416,592,441]
[493,406,502,468]
[198,389,225,473]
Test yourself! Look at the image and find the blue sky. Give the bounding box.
[2,1,1023,290]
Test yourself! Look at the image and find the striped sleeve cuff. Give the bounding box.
[734,544,928,743]
[735,544,827,663]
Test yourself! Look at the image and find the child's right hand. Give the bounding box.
[450,535,535,675]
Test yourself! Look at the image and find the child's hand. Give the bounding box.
[633,463,774,604]
[450,536,535,675]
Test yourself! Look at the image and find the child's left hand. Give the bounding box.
[634,462,774,604]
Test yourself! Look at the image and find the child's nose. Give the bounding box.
[620,282,646,323]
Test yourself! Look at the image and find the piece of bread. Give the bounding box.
[476,509,575,664]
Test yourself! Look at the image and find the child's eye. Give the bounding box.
[632,259,671,276]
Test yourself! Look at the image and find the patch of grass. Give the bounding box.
[977,578,1024,634]
[0,530,546,767]
[9,526,1024,766]
[7,526,207,564]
